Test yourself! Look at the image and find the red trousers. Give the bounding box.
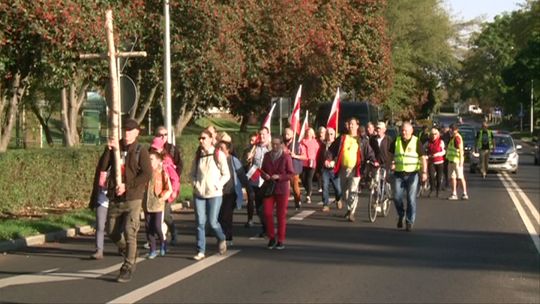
[263,192,289,243]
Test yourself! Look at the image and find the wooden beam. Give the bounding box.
[79,51,147,60]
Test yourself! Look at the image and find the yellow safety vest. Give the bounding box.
[447,133,463,163]
[394,136,420,172]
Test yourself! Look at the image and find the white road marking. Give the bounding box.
[498,173,540,254]
[107,250,240,304]
[0,258,146,289]
[501,172,540,224]
[290,210,315,221]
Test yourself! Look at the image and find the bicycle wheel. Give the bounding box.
[368,188,378,223]
[381,197,391,217]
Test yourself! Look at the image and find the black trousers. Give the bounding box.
[219,193,236,241]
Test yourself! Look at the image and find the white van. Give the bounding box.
[468,105,482,114]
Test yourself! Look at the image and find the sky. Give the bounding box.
[443,0,524,22]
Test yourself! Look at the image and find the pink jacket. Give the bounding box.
[301,138,320,168]
[163,155,180,203]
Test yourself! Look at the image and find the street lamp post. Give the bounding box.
[531,79,534,134]
[164,0,172,144]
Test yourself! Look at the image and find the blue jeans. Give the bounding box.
[194,196,226,254]
[322,169,342,206]
[393,172,419,224]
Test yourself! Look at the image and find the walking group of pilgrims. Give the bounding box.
[88,116,473,283]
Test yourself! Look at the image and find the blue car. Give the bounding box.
[470,133,522,174]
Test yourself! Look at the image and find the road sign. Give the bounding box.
[105,74,137,114]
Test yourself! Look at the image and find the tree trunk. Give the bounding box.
[239,112,250,132]
[29,103,54,146]
[135,82,159,123]
[0,72,27,152]
[174,102,194,137]
[61,80,89,147]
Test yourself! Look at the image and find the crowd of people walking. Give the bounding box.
[88,117,476,283]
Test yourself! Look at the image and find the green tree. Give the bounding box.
[385,0,458,119]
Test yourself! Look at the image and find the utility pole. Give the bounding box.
[164,0,173,144]
[79,10,147,185]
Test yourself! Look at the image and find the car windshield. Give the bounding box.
[495,136,513,147]
[460,130,475,142]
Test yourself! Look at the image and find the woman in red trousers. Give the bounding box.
[261,136,295,250]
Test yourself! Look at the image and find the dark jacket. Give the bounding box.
[369,135,394,171]
[99,139,152,202]
[261,151,295,195]
[285,140,303,175]
[89,150,110,209]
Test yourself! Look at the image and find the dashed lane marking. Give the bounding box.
[290,210,315,221]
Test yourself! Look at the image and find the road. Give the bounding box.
[1,143,538,303]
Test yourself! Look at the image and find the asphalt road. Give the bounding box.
[1,145,538,303]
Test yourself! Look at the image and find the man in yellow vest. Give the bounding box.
[476,121,494,179]
[389,122,428,231]
[447,124,469,200]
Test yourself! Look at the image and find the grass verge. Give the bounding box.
[0,209,95,242]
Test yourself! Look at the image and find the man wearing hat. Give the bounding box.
[369,122,394,173]
[97,118,152,282]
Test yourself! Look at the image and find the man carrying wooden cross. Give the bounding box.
[96,118,152,283]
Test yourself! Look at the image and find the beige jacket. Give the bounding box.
[190,147,231,198]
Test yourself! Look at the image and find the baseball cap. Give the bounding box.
[124,119,139,131]
[376,122,386,129]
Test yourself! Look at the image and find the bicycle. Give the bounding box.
[368,166,392,223]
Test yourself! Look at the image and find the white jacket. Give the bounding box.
[190,147,231,198]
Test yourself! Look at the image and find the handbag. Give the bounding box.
[261,179,276,197]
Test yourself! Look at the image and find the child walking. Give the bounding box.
[144,150,173,259]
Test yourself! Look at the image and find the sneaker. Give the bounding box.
[461,193,469,200]
[143,242,150,249]
[218,240,227,255]
[306,196,311,204]
[116,264,133,283]
[295,202,302,210]
[267,238,276,249]
[147,251,158,259]
[193,252,205,261]
[448,194,458,200]
[348,214,356,222]
[343,210,351,219]
[318,188,323,193]
[405,222,413,232]
[322,206,330,212]
[275,242,285,250]
[336,200,343,210]
[244,220,254,228]
[397,217,404,229]
[159,243,167,256]
[90,250,103,260]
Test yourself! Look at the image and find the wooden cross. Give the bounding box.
[79,9,147,186]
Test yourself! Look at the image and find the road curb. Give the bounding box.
[0,203,184,253]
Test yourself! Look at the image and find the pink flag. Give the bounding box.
[327,88,340,131]
[298,110,309,141]
[289,85,302,134]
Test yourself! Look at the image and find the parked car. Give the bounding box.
[470,133,521,174]
[458,127,476,161]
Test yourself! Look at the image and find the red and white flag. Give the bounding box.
[298,110,309,141]
[327,88,340,131]
[262,102,276,134]
[246,165,263,187]
[289,85,302,134]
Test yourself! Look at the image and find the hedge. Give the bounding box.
[0,131,253,216]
